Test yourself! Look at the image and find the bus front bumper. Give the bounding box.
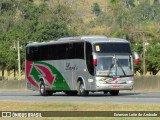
[95,83,133,91]
[95,76,134,90]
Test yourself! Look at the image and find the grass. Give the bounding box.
[0,102,160,120]
[1,102,160,111]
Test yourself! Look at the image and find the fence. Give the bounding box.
[133,76,160,92]
[0,80,26,91]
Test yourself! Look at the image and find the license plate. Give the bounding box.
[113,85,120,88]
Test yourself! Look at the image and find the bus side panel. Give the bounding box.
[26,59,96,92]
[57,59,74,90]
[58,59,96,91]
[57,59,88,91]
[42,60,70,91]
[25,60,40,91]
[26,60,71,91]
[72,59,96,91]
[72,59,90,90]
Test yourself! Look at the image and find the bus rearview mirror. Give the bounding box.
[133,52,140,65]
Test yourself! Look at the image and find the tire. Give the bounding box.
[65,91,78,96]
[40,82,48,96]
[77,81,89,96]
[109,90,119,96]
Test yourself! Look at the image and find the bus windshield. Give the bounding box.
[96,56,133,77]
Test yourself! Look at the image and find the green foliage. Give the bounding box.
[0,0,18,15]
[124,0,135,8]
[92,3,101,16]
[131,40,160,75]
[110,0,120,5]
[0,0,76,78]
[0,41,17,72]
[19,1,48,20]
[146,41,160,75]
[0,0,160,78]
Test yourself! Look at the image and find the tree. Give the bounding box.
[146,41,160,75]
[0,41,6,79]
[31,4,75,41]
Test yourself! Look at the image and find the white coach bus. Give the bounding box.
[25,35,139,96]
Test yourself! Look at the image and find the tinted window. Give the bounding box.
[26,42,84,61]
[75,42,84,59]
[65,42,84,59]
[26,47,32,61]
[26,46,40,61]
[94,43,131,53]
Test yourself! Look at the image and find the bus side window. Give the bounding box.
[75,42,84,59]
[33,46,40,61]
[26,47,34,61]
[86,42,94,75]
[26,47,31,61]
[66,43,74,59]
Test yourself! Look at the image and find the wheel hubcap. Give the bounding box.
[40,85,44,93]
[80,83,84,94]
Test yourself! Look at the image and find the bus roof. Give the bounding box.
[58,35,129,43]
[26,35,129,47]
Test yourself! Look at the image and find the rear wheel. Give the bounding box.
[77,81,89,96]
[109,90,119,96]
[40,82,47,96]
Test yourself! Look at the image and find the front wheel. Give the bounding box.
[77,81,89,96]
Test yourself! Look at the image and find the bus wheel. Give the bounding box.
[77,81,89,96]
[109,90,119,96]
[40,82,48,96]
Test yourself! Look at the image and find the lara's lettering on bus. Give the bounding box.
[65,63,78,70]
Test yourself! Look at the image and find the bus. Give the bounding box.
[25,35,139,96]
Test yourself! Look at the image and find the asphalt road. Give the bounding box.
[0,91,160,104]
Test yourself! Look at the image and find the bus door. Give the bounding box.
[85,42,95,90]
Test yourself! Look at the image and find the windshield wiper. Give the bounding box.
[109,62,114,71]
[108,55,116,76]
[116,59,126,76]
